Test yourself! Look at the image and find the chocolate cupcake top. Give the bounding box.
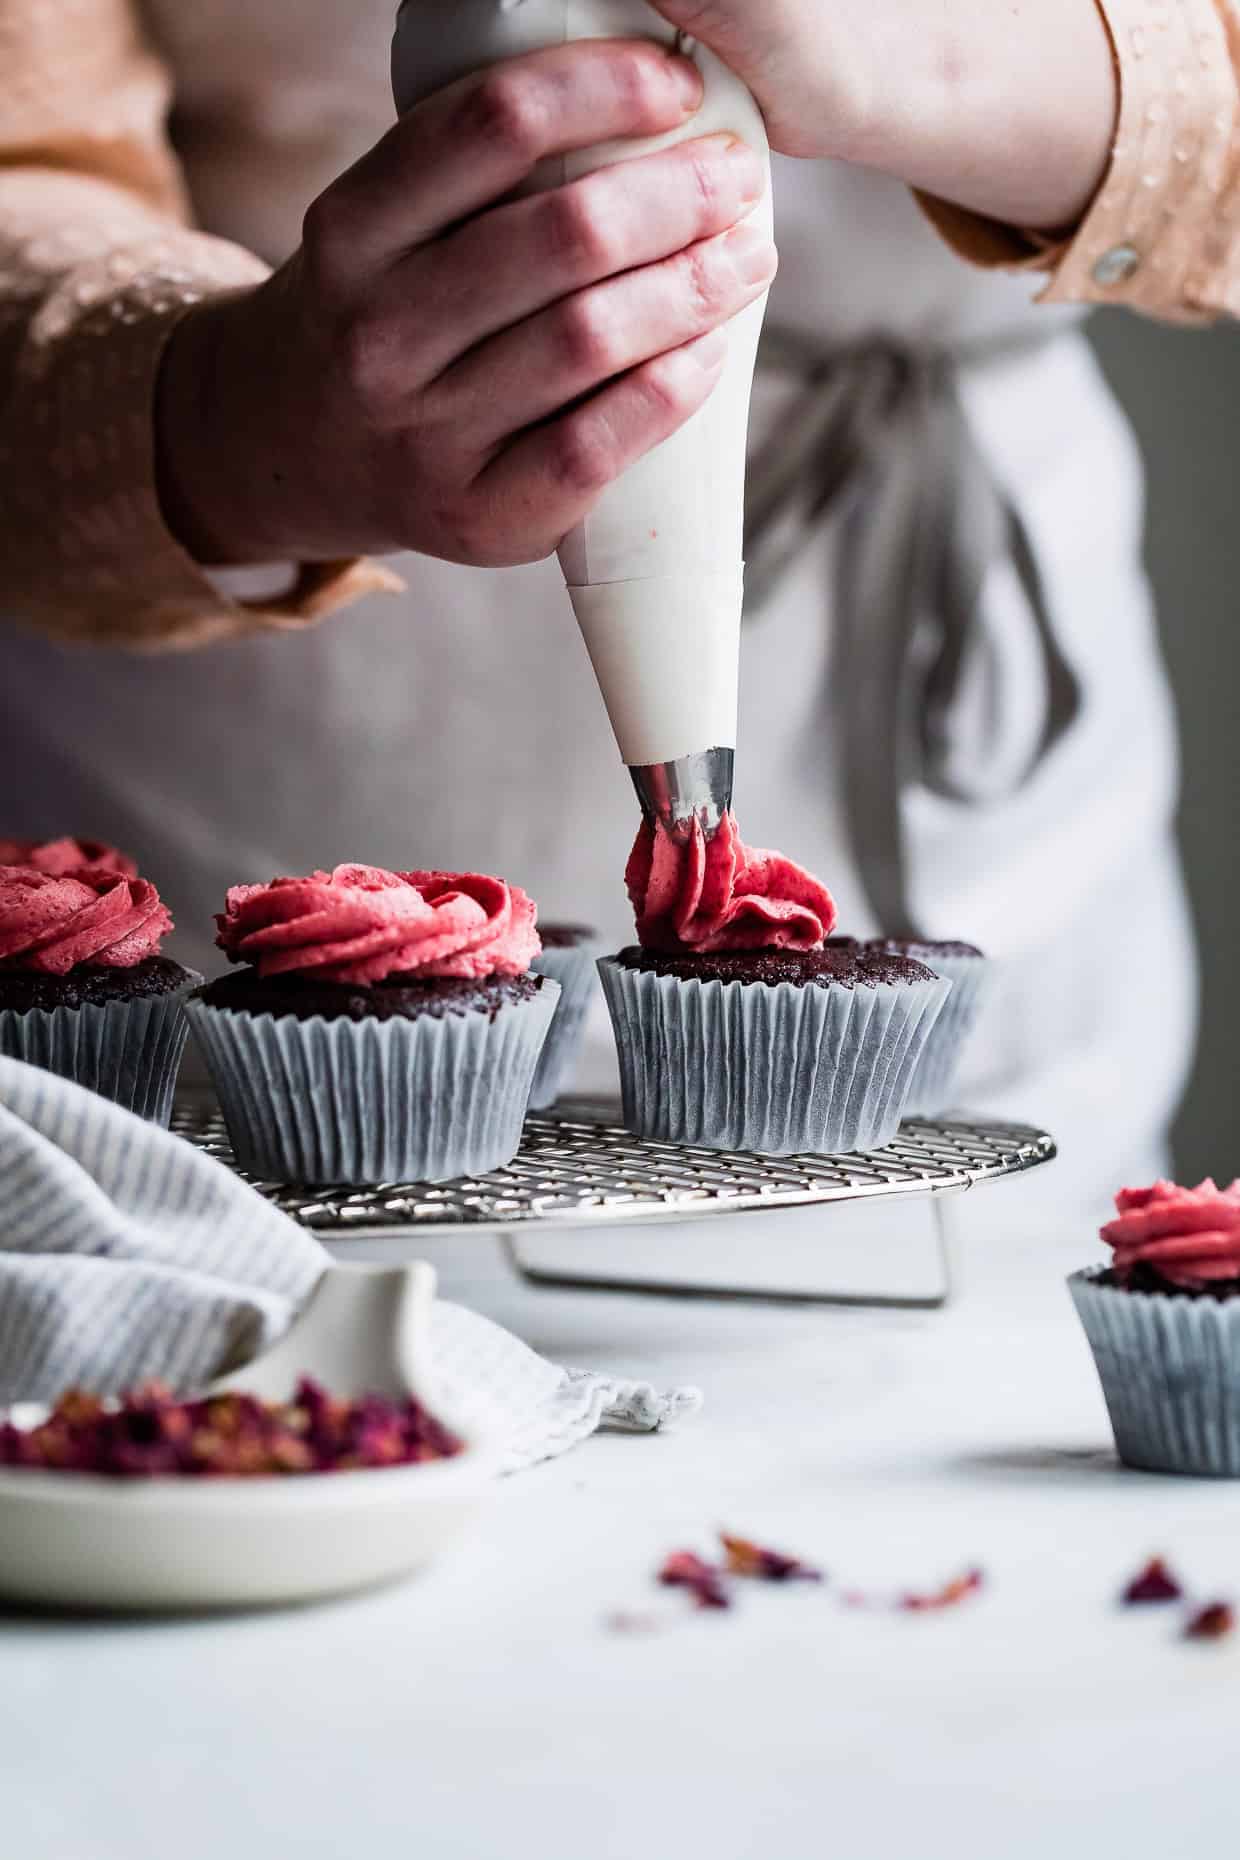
[0,956,194,1013]
[537,924,596,950]
[617,945,937,991]
[197,967,544,1025]
[875,937,984,962]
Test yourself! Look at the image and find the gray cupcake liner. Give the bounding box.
[185,979,560,1187]
[0,980,199,1126]
[901,953,989,1116]
[597,957,952,1155]
[529,942,601,1110]
[1069,1269,1240,1477]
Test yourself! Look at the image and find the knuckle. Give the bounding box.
[335,312,394,407]
[606,43,664,119]
[551,417,614,497]
[300,192,346,292]
[545,183,618,275]
[557,293,620,376]
[641,352,695,424]
[463,70,550,162]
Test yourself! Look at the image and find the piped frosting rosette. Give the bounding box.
[187,865,559,1186]
[0,837,137,879]
[0,861,194,1123]
[1070,1179,1240,1476]
[598,818,952,1155]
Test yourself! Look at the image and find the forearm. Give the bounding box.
[824,0,1119,231]
[0,0,391,648]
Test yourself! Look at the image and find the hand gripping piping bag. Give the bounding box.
[392,0,772,834]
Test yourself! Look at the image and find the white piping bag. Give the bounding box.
[392,0,772,834]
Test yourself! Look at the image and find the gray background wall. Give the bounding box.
[1090,317,1240,1180]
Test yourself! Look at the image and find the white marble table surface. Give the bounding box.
[3,1176,1237,1860]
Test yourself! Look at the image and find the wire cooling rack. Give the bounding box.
[172,1097,1056,1236]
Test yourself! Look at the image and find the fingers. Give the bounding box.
[475,329,731,563]
[398,131,766,379]
[305,40,704,289]
[438,222,777,451]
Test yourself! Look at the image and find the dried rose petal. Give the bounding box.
[1184,1602,1235,1642]
[604,1611,668,1637]
[0,1377,462,1480]
[720,1532,823,1584]
[899,1569,985,1613]
[1121,1557,1184,1605]
[658,1550,731,1611]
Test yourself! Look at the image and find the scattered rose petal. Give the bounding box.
[1184,1602,1235,1642]
[720,1532,824,1584]
[899,1569,985,1613]
[0,1378,462,1479]
[1121,1557,1184,1605]
[604,1611,668,1637]
[658,1550,731,1610]
[836,1569,985,1613]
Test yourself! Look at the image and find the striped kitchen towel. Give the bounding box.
[0,1056,699,1471]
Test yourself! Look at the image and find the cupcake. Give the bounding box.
[870,939,988,1116]
[529,923,601,1110]
[598,817,952,1155]
[185,864,560,1186]
[1070,1180,1240,1477]
[0,852,199,1123]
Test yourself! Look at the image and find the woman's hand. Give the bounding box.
[156,39,776,569]
[652,0,1119,231]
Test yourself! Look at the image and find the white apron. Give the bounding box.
[0,0,1196,1203]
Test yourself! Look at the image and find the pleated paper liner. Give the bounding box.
[598,957,952,1156]
[185,979,560,1187]
[902,952,989,1116]
[0,980,199,1126]
[1070,1269,1240,1477]
[529,941,602,1110]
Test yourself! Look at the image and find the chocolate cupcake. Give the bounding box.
[185,864,559,1186]
[598,818,952,1156]
[1070,1179,1240,1477]
[529,923,601,1110]
[871,939,988,1115]
[0,851,199,1123]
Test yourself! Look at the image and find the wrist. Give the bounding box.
[154,276,350,567]
[817,0,1117,234]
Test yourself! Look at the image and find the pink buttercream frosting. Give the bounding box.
[0,837,137,878]
[1101,1179,1240,1287]
[625,814,837,953]
[215,864,541,983]
[0,868,173,973]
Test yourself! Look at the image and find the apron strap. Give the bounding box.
[744,328,1082,940]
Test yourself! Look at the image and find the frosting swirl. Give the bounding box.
[626,814,836,953]
[215,864,541,983]
[0,868,173,973]
[0,837,137,878]
[1101,1179,1240,1287]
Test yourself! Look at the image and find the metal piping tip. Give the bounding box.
[629,748,734,842]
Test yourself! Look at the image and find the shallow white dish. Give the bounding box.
[0,1263,498,1613]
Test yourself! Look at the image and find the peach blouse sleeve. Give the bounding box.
[0,0,400,648]
[923,0,1240,322]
